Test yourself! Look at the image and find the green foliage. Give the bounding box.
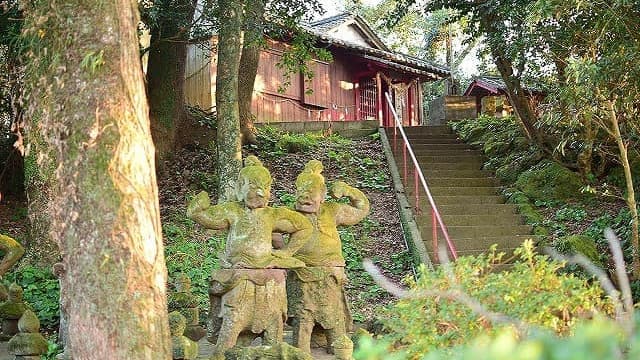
[192,170,218,194]
[451,116,542,184]
[79,50,104,74]
[552,235,602,267]
[418,316,640,360]
[253,126,325,157]
[163,217,224,314]
[7,266,60,329]
[371,241,612,358]
[515,161,586,203]
[277,191,296,208]
[276,132,321,153]
[43,337,63,360]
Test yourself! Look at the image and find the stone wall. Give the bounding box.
[428,95,477,125]
[256,120,379,138]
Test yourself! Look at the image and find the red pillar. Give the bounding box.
[376,72,383,127]
[354,79,361,121]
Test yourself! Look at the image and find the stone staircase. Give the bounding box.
[388,125,534,262]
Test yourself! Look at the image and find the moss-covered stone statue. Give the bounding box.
[187,156,312,355]
[170,311,199,360]
[0,283,29,341]
[0,234,25,301]
[289,160,370,357]
[168,273,206,342]
[7,309,48,358]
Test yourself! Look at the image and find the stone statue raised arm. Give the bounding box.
[293,160,370,267]
[289,160,370,358]
[186,156,312,357]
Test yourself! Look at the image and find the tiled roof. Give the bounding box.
[308,13,354,33]
[303,12,450,79]
[464,76,546,96]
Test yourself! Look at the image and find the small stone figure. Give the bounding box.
[187,156,312,355]
[7,309,48,359]
[0,284,29,341]
[168,273,206,341]
[289,160,370,356]
[0,234,25,301]
[169,311,199,360]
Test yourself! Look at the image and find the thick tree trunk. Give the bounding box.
[238,0,265,145]
[22,0,171,358]
[216,0,244,201]
[146,0,197,163]
[492,55,541,143]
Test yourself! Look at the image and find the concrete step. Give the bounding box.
[420,225,533,239]
[414,195,506,206]
[412,153,485,162]
[429,187,501,196]
[402,126,452,136]
[426,177,500,188]
[437,203,519,215]
[425,235,538,254]
[397,137,462,144]
[419,214,525,226]
[407,143,475,151]
[404,185,500,198]
[419,162,485,171]
[422,169,494,178]
[407,149,483,157]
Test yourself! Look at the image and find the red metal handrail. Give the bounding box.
[384,92,458,262]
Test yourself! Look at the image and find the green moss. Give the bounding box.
[552,235,602,267]
[515,161,587,202]
[7,332,48,356]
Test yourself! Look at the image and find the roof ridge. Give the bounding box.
[309,12,353,26]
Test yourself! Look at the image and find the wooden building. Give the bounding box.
[463,76,546,117]
[184,13,449,127]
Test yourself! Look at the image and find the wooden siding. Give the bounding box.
[302,60,330,108]
[184,41,213,110]
[183,38,426,126]
[252,51,358,123]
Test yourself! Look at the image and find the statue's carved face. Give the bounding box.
[295,181,325,214]
[239,177,270,209]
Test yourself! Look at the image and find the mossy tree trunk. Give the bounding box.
[238,0,265,145]
[216,0,244,201]
[146,0,197,163]
[21,0,171,358]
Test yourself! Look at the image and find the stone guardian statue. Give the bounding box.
[187,156,312,357]
[289,160,370,357]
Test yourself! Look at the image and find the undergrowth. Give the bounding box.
[356,241,614,359]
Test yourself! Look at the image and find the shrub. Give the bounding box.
[368,241,612,359]
[515,161,587,202]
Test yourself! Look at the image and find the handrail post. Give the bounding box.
[432,209,439,263]
[403,142,408,186]
[414,169,420,214]
[384,92,458,261]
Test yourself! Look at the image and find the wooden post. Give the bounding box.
[376,72,383,127]
[408,82,413,126]
[354,79,361,121]
[416,80,424,125]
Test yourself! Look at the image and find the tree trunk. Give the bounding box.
[146,0,197,163]
[21,0,171,358]
[606,99,640,279]
[216,0,244,201]
[238,0,265,145]
[492,55,541,144]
